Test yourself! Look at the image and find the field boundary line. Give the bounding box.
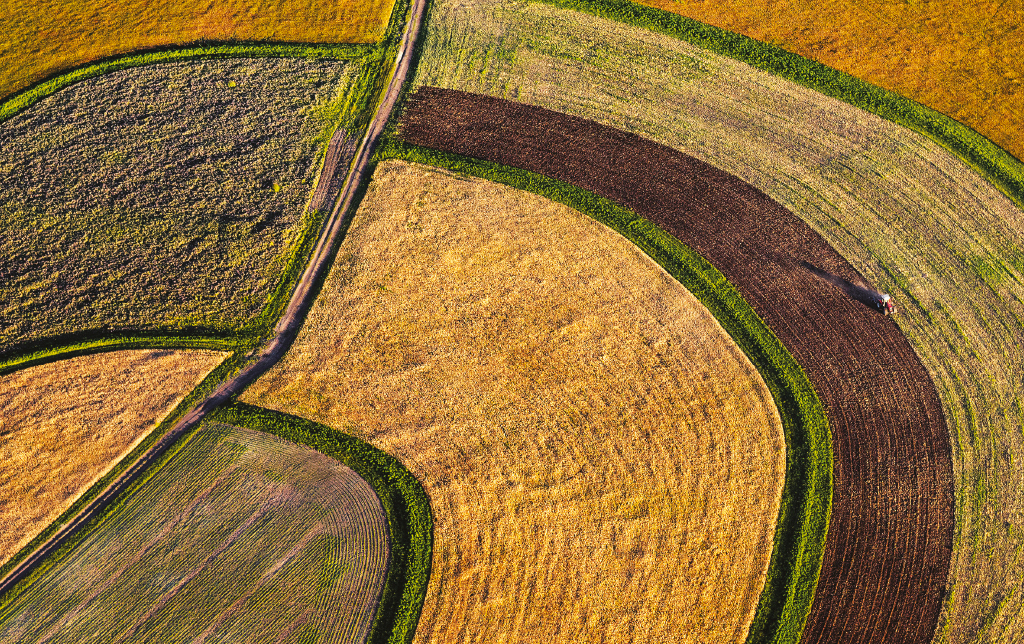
[0,0,427,618]
[209,403,432,644]
[527,0,1024,213]
[0,347,246,591]
[376,139,833,644]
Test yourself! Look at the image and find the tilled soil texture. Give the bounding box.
[399,87,954,644]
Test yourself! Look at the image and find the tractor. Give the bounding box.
[875,293,896,316]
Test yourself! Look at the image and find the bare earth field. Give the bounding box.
[242,159,786,643]
[634,0,1024,163]
[412,3,1024,639]
[0,349,225,566]
[399,88,952,644]
[0,420,388,644]
[0,0,396,101]
[0,57,357,353]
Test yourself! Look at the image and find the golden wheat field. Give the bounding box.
[0,349,226,565]
[637,0,1024,162]
[0,0,396,101]
[242,160,786,643]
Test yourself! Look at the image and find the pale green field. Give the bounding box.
[412,0,1024,639]
[0,421,389,644]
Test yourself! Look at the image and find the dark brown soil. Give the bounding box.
[398,86,954,644]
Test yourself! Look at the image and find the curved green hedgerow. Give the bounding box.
[0,347,248,589]
[209,402,432,644]
[0,43,369,126]
[377,138,832,644]
[533,0,1024,213]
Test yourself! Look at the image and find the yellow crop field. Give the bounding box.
[0,0,397,101]
[637,0,1024,163]
[243,160,786,643]
[0,349,226,565]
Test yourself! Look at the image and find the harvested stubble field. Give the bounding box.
[0,57,360,354]
[0,0,396,102]
[631,0,1024,163]
[0,349,225,567]
[411,5,1024,639]
[398,88,953,644]
[0,420,389,644]
[242,159,787,643]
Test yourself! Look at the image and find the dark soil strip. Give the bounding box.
[310,129,358,214]
[398,86,954,644]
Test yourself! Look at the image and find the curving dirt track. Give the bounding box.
[398,87,954,644]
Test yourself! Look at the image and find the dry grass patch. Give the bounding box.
[0,0,396,101]
[243,160,786,643]
[413,1,1024,638]
[0,349,225,566]
[633,0,1024,163]
[0,420,389,644]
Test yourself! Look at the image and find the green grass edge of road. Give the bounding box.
[376,138,834,644]
[209,402,433,644]
[535,0,1024,212]
[0,347,250,591]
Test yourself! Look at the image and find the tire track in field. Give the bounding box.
[397,87,954,644]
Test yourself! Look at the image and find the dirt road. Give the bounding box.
[398,86,954,644]
[0,0,428,601]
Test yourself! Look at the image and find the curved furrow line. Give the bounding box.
[397,87,954,644]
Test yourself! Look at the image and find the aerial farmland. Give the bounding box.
[0,0,1021,643]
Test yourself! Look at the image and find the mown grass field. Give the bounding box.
[0,420,389,644]
[0,0,397,102]
[632,0,1024,164]
[243,159,787,643]
[411,0,1024,640]
[0,56,361,355]
[0,349,225,566]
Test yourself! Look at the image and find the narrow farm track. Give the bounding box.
[398,87,954,644]
[0,0,428,603]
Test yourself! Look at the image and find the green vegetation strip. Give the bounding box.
[0,347,248,589]
[533,0,1024,212]
[0,43,369,125]
[378,138,832,644]
[209,402,432,644]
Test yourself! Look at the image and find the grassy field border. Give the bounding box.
[209,402,432,644]
[376,139,832,644]
[527,0,1024,212]
[0,346,248,588]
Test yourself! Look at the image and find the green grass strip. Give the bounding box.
[377,138,832,644]
[209,402,432,644]
[0,348,250,589]
[533,0,1024,212]
[0,42,370,125]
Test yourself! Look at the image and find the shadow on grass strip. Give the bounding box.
[377,138,832,644]
[208,402,432,644]
[0,346,249,591]
[533,0,1024,213]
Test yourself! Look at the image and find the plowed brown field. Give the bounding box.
[398,87,954,644]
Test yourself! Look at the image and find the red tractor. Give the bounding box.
[875,293,896,316]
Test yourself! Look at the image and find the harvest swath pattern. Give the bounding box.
[412,3,1024,636]
[399,87,953,644]
[0,421,388,644]
[0,349,225,566]
[243,159,787,643]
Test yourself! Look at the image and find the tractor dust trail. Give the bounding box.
[0,0,428,600]
[802,261,886,311]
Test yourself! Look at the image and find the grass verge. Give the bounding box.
[209,402,432,644]
[0,347,248,588]
[377,138,832,644]
[532,0,1024,212]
